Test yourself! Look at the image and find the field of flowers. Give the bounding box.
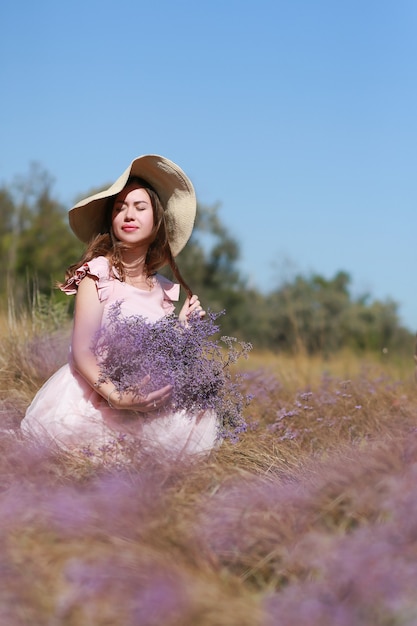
[0,308,417,625]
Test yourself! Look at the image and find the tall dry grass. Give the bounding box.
[0,302,416,625]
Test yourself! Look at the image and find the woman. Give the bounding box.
[21,155,219,457]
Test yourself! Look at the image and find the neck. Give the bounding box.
[120,246,147,276]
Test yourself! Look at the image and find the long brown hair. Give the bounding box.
[59,177,193,298]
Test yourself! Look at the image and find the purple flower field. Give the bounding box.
[1,317,417,625]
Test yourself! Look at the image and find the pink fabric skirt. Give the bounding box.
[21,363,219,458]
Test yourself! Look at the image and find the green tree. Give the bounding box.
[1,163,83,306]
[266,270,412,355]
[0,188,16,294]
[167,203,248,337]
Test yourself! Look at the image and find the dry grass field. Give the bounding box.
[0,306,416,625]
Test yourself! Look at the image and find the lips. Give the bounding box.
[122,226,138,232]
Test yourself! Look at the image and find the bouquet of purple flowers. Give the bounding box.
[92,302,251,439]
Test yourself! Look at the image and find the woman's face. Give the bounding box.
[111,184,155,247]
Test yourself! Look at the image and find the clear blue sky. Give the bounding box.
[2,0,417,330]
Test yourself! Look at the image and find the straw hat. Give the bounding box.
[68,154,196,257]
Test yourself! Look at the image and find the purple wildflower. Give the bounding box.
[92,303,251,438]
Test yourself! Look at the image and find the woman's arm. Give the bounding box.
[72,276,172,412]
[71,275,105,387]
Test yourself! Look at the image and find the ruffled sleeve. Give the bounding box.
[60,256,112,303]
[156,274,180,309]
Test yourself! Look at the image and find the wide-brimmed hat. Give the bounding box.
[68,154,196,257]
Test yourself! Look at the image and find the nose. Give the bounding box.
[124,203,136,220]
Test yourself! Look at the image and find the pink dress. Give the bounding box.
[20,257,219,458]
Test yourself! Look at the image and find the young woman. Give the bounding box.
[21,155,219,457]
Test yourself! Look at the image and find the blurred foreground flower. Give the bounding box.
[92,303,252,439]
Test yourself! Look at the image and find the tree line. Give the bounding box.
[1,163,413,355]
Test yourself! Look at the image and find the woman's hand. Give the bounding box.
[179,294,205,324]
[108,379,173,413]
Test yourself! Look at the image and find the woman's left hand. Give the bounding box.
[179,294,205,323]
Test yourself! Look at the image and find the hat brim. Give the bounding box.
[68,154,196,258]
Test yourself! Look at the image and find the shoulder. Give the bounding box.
[84,256,111,280]
[155,274,180,302]
[60,256,112,295]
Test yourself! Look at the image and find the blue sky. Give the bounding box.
[2,1,417,330]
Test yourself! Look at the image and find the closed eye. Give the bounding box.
[113,201,150,212]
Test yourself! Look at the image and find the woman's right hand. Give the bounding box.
[108,379,173,413]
